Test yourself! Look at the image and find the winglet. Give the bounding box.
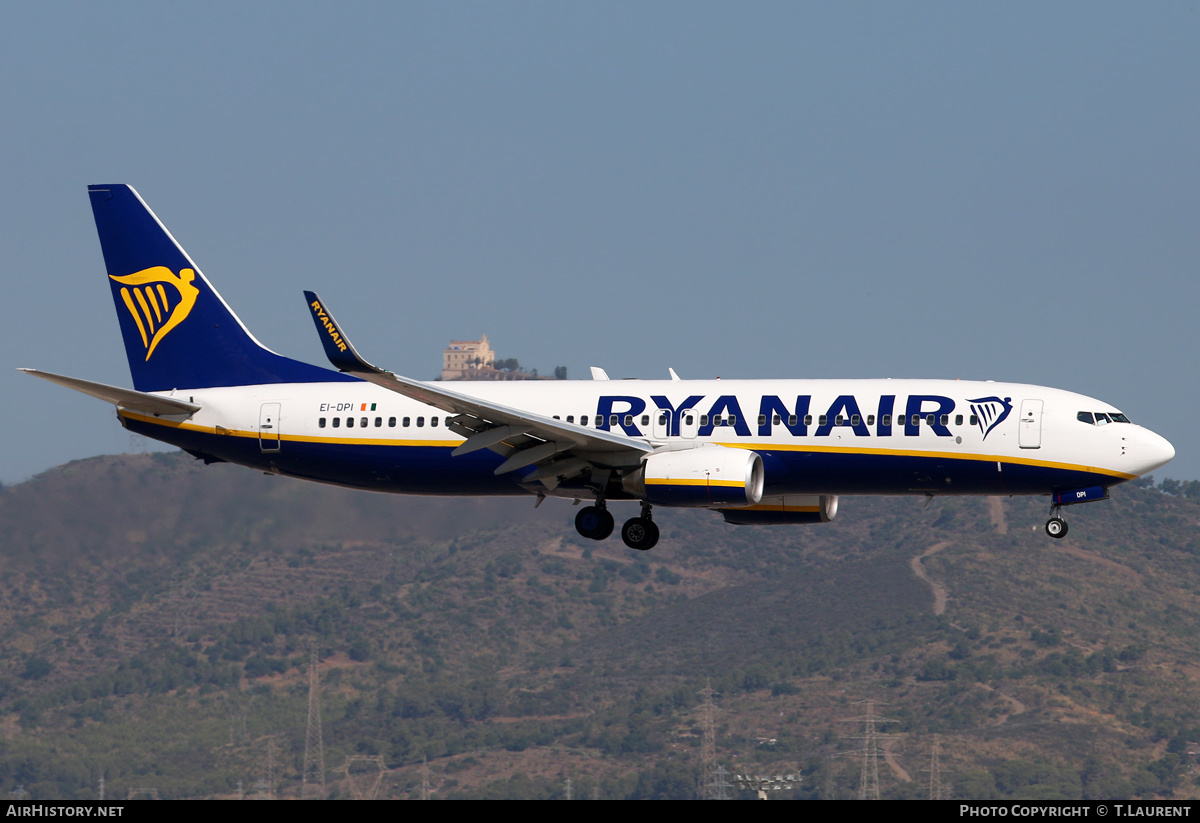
[303,291,386,375]
[589,367,610,381]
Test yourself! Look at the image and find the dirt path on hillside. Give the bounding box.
[910,541,952,615]
[988,496,1008,534]
[976,683,1026,724]
[883,738,912,783]
[1051,543,1142,580]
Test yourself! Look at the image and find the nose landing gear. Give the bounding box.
[1043,485,1108,538]
[1045,514,1068,539]
[1045,499,1069,538]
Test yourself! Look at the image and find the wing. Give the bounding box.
[303,293,652,486]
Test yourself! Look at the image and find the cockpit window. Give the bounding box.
[1078,410,1131,425]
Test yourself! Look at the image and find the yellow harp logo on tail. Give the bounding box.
[110,267,200,360]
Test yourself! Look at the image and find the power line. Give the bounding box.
[301,649,326,799]
[839,699,899,800]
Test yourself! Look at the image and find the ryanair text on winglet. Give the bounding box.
[310,300,348,353]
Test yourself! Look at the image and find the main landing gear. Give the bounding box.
[574,499,659,551]
[621,503,659,551]
[575,504,614,541]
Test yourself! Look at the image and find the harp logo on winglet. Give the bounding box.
[110,267,200,360]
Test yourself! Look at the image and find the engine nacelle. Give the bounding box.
[720,494,839,525]
[622,446,764,508]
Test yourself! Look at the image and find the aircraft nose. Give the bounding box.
[1136,427,1175,474]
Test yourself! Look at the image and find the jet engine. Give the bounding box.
[720,494,839,525]
[622,445,764,508]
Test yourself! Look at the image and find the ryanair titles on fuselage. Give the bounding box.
[592,393,1011,439]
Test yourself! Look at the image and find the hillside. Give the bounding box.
[0,452,1198,799]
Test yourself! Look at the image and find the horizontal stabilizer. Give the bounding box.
[18,369,201,417]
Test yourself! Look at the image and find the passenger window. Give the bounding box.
[955,414,963,426]
[851,414,860,426]
[939,414,949,426]
[700,415,709,426]
[641,415,649,426]
[347,417,355,428]
[882,414,891,426]
[417,417,424,427]
[623,415,633,427]
[658,413,667,426]
[319,418,326,428]
[759,415,767,427]
[835,415,844,426]
[912,414,920,426]
[553,415,560,420]
[773,414,781,425]
[332,418,340,428]
[581,416,588,426]
[819,415,828,426]
[388,417,396,427]
[375,417,382,427]
[788,415,797,426]
[432,417,439,427]
[1077,411,1094,424]
[684,414,694,426]
[567,415,574,423]
[804,415,813,426]
[361,417,368,428]
[925,414,935,426]
[403,417,411,427]
[970,415,978,426]
[867,415,875,426]
[729,415,737,426]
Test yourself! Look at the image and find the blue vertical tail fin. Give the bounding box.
[89,185,350,392]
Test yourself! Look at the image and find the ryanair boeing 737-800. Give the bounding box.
[21,185,1176,550]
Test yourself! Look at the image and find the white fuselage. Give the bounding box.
[118,377,1174,500]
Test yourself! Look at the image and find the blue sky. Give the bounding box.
[4,2,1198,484]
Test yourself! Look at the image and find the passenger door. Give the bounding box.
[259,403,281,453]
[1018,399,1042,449]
